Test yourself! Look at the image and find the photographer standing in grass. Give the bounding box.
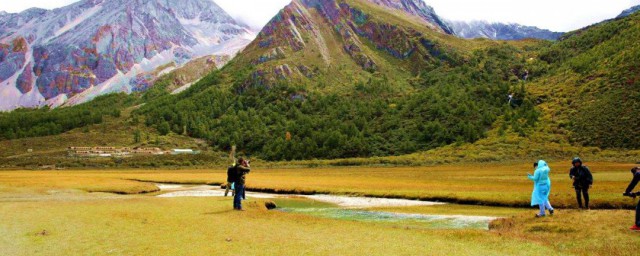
[225,146,237,197]
[528,160,554,218]
[623,167,640,231]
[225,165,236,197]
[569,158,593,209]
[233,158,251,211]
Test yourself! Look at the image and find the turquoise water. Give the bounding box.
[154,184,497,230]
[276,200,496,230]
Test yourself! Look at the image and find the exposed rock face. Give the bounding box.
[256,47,287,64]
[297,65,316,78]
[366,0,454,34]
[274,64,294,79]
[241,0,460,89]
[16,63,34,94]
[0,0,254,111]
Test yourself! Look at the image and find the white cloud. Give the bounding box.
[214,0,290,30]
[1,0,639,32]
[0,0,78,13]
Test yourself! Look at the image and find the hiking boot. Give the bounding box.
[535,214,545,218]
[549,209,554,216]
[630,225,640,231]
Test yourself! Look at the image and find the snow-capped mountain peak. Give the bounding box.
[367,0,454,34]
[0,0,254,111]
[447,20,563,41]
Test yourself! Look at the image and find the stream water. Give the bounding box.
[155,184,499,230]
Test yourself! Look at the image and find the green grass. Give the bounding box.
[0,196,561,256]
[1,167,639,255]
[1,161,637,209]
[0,103,218,169]
[490,209,640,255]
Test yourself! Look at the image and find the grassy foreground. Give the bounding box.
[0,187,638,255]
[1,163,639,255]
[1,194,555,256]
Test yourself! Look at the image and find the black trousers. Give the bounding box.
[575,187,589,208]
[636,199,640,227]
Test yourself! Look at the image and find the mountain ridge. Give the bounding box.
[232,0,467,92]
[1,0,640,162]
[617,5,640,18]
[448,20,563,40]
[135,0,539,160]
[367,0,454,34]
[0,0,254,111]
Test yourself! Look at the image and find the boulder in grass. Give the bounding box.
[265,201,277,210]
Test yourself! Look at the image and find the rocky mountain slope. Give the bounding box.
[136,0,539,160]
[137,0,640,159]
[448,20,563,40]
[3,0,639,162]
[0,0,253,111]
[230,0,469,92]
[367,0,454,34]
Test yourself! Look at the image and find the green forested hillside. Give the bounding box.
[137,0,540,161]
[531,12,640,149]
[0,94,134,140]
[1,0,638,164]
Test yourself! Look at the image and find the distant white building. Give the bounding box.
[171,149,199,155]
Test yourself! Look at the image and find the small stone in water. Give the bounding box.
[265,201,277,210]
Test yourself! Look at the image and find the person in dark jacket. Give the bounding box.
[224,165,236,197]
[623,167,640,231]
[569,157,593,209]
[233,158,251,211]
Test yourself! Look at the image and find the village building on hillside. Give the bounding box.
[170,149,200,155]
[68,147,168,157]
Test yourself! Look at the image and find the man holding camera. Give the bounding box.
[233,158,251,211]
[623,167,640,231]
[569,157,593,209]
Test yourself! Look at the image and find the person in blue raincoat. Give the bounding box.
[528,160,555,217]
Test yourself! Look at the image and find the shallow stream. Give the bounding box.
[155,183,499,230]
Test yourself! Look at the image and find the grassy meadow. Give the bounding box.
[1,162,640,255]
[2,162,635,208]
[2,195,562,256]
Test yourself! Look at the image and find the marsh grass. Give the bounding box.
[0,197,557,256]
[490,209,640,255]
[1,161,636,209]
[1,164,639,255]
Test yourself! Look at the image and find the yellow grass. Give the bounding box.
[0,196,558,256]
[1,163,639,255]
[0,162,635,208]
[377,205,640,255]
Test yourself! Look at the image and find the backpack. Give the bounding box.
[227,165,238,182]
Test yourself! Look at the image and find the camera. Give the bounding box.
[623,192,639,198]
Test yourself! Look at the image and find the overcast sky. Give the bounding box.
[1,0,639,32]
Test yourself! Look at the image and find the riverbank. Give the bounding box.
[1,162,636,209]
